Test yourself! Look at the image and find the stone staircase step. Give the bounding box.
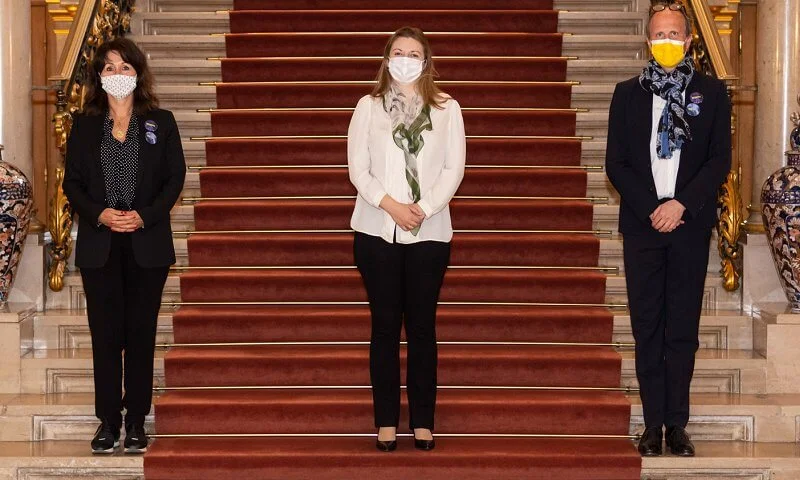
[132,11,644,36]
[30,308,752,352]
[17,347,763,395]
[155,83,618,112]
[2,439,798,479]
[131,34,647,61]
[138,0,645,14]
[6,392,797,442]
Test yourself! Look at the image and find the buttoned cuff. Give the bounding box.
[416,199,433,218]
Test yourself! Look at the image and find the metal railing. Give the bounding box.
[685,0,743,291]
[47,0,133,291]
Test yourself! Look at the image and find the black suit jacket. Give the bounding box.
[605,72,731,236]
[63,108,186,268]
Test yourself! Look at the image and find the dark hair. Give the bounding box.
[646,1,693,38]
[370,26,447,109]
[82,37,159,116]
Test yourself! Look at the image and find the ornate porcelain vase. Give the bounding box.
[762,148,800,312]
[0,147,34,306]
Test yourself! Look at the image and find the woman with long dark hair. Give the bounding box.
[348,26,466,452]
[63,37,185,454]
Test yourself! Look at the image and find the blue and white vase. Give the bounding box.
[0,149,34,306]
[762,150,800,311]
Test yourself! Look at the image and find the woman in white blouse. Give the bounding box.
[347,26,466,453]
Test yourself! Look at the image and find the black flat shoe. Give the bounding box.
[375,439,397,452]
[665,426,695,457]
[414,438,436,451]
[637,426,663,457]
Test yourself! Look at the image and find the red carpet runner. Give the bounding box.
[144,1,642,478]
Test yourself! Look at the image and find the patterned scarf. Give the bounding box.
[384,86,432,235]
[639,55,695,159]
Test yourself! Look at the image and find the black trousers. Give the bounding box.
[623,227,711,429]
[354,231,450,430]
[80,233,170,428]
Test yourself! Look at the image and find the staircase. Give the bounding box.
[2,0,800,479]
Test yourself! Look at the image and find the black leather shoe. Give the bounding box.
[414,438,436,450]
[375,439,397,452]
[637,426,663,457]
[91,421,120,454]
[665,426,695,457]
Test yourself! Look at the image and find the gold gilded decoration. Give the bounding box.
[48,0,133,291]
[717,170,743,291]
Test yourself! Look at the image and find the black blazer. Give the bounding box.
[605,72,731,236]
[63,108,186,268]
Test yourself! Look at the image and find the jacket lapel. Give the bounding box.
[632,82,657,192]
[135,112,148,191]
[675,75,703,188]
[89,114,107,188]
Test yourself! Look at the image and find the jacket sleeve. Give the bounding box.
[347,96,387,208]
[604,82,661,223]
[62,115,106,227]
[137,111,187,228]
[674,80,732,218]
[417,99,466,217]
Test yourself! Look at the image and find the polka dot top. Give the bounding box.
[101,113,139,210]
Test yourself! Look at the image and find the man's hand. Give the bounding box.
[650,199,686,233]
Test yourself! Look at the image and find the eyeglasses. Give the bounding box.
[651,3,685,12]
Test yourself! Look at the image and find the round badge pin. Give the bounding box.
[689,92,704,104]
[686,103,700,117]
[144,120,158,132]
[145,131,157,144]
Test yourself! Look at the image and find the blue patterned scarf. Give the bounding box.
[639,56,695,159]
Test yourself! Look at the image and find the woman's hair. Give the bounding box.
[370,27,447,109]
[82,37,159,116]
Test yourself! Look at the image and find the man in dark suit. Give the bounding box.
[605,1,731,457]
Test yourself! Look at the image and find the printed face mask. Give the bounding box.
[649,39,687,69]
[101,74,138,100]
[388,57,424,84]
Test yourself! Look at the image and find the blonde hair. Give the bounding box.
[370,26,447,109]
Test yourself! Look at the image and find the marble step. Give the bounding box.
[170,111,611,141]
[3,439,800,480]
[155,83,618,112]
[179,138,611,168]
[3,392,794,443]
[30,309,751,352]
[130,34,648,61]
[138,0,646,13]
[132,11,645,36]
[149,58,645,86]
[17,348,764,395]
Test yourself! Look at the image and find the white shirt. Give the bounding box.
[650,92,685,199]
[347,94,466,244]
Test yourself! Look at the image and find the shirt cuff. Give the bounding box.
[416,199,433,218]
[371,189,387,208]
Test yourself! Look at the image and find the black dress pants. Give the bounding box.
[354,231,450,430]
[623,227,711,429]
[80,233,170,429]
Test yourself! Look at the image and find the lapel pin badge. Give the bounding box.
[689,92,704,104]
[144,120,158,132]
[145,131,158,144]
[687,103,701,117]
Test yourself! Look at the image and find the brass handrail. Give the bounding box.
[46,0,134,291]
[685,0,743,292]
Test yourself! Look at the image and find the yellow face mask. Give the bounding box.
[650,39,687,69]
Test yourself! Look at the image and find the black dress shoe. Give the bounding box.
[414,437,436,451]
[637,426,663,457]
[375,439,397,452]
[665,426,695,457]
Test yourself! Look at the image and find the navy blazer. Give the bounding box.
[605,72,731,236]
[63,108,186,268]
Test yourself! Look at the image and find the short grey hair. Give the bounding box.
[645,1,693,38]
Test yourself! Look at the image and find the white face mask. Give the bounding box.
[101,74,138,100]
[388,57,424,84]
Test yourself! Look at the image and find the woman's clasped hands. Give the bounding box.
[99,208,144,232]
[380,195,426,232]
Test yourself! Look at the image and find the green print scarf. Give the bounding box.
[384,87,433,236]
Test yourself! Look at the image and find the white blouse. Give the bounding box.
[347,94,466,244]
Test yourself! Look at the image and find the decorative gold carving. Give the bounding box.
[717,170,743,291]
[48,0,133,291]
